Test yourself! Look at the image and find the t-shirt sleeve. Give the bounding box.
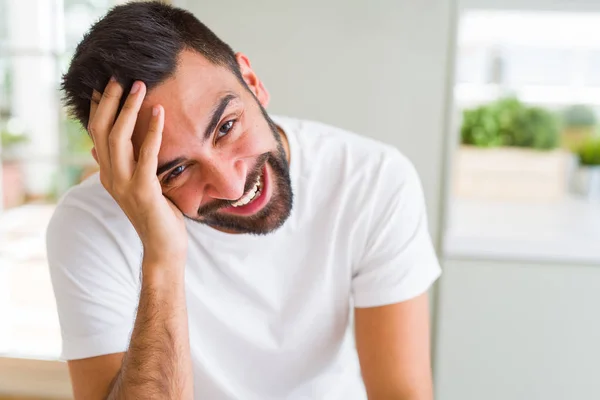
[46,203,141,360]
[352,151,441,308]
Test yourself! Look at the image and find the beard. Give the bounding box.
[185,108,294,235]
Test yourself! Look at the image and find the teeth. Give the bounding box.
[232,181,260,207]
[231,172,264,208]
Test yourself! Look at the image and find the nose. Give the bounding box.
[203,159,247,201]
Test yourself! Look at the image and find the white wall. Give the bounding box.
[436,258,600,400]
[176,0,455,244]
[460,0,600,11]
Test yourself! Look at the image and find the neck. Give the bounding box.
[277,124,291,164]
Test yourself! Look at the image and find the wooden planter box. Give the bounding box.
[453,146,572,201]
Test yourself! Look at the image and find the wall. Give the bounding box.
[436,258,600,400]
[460,0,600,11]
[175,0,455,243]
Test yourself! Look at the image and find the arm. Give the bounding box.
[355,292,433,400]
[67,78,192,399]
[107,259,191,399]
[351,152,440,399]
[67,260,191,400]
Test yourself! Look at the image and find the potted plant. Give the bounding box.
[560,104,597,151]
[572,136,600,200]
[455,97,569,201]
[1,125,28,208]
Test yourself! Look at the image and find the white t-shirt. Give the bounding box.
[47,116,441,400]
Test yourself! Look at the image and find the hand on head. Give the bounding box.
[88,78,188,266]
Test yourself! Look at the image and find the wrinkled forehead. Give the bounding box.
[132,50,243,154]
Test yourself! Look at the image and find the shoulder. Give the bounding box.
[48,173,133,231]
[46,173,141,269]
[279,116,398,158]
[51,173,123,221]
[278,115,418,193]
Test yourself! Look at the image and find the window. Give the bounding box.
[446,10,600,263]
[0,0,111,361]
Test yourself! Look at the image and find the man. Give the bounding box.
[47,2,441,399]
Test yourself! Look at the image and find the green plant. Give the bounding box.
[578,136,600,166]
[1,128,28,149]
[460,97,559,150]
[561,104,597,129]
[461,105,504,147]
[62,117,93,154]
[513,107,560,150]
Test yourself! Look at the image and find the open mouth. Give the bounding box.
[221,164,270,216]
[231,171,264,207]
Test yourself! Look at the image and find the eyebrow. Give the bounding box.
[203,93,238,140]
[156,156,186,177]
[155,93,238,177]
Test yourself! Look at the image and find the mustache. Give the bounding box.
[197,153,270,216]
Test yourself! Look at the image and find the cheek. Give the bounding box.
[169,184,203,216]
[233,125,276,157]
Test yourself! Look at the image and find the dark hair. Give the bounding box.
[61,1,242,128]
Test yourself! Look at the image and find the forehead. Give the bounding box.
[132,50,242,152]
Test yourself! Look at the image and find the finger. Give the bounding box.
[109,81,147,182]
[134,105,164,182]
[88,77,124,172]
[87,91,101,169]
[88,90,101,131]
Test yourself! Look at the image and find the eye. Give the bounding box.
[217,120,235,139]
[163,165,186,185]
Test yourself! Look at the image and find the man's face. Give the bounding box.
[131,50,293,235]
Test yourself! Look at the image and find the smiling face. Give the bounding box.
[131,50,293,235]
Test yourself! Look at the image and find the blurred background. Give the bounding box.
[0,0,599,399]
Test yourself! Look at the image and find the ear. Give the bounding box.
[236,52,270,108]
